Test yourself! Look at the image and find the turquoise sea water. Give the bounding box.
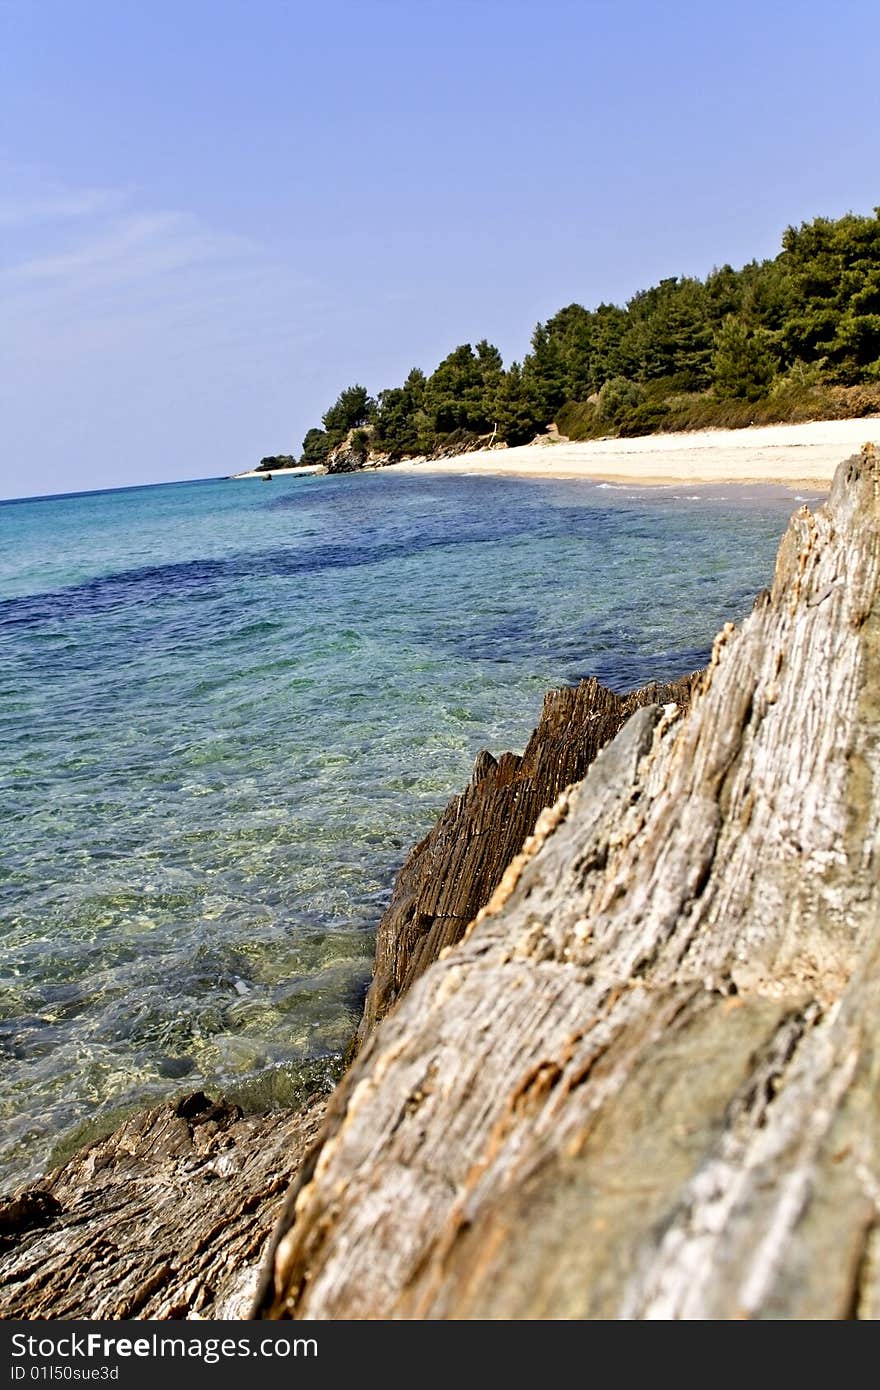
[0,469,815,1188]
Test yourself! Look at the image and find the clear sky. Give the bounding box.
[1,0,879,500]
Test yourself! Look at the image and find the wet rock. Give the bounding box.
[156,1055,196,1079]
[0,1189,61,1249]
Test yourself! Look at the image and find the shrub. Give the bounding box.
[616,401,671,437]
[596,376,646,428]
[257,454,297,471]
[556,399,599,440]
[349,428,372,461]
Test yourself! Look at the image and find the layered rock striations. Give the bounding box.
[0,1093,325,1319]
[260,446,880,1320]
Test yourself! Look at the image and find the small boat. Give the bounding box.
[261,473,272,481]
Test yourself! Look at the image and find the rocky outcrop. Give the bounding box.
[259,445,880,1320]
[324,429,372,473]
[529,422,570,446]
[328,426,508,472]
[357,674,699,1048]
[0,1092,326,1319]
[0,670,687,1319]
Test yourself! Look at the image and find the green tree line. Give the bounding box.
[293,209,880,464]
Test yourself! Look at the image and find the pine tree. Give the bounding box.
[712,316,777,400]
[321,384,376,444]
[300,427,332,466]
[373,369,427,459]
[522,324,568,425]
[543,304,595,399]
[493,362,542,444]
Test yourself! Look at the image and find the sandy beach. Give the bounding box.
[384,418,880,489]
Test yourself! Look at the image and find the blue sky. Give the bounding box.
[1,0,879,499]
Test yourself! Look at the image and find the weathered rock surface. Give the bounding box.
[0,1092,325,1319]
[357,673,699,1048]
[323,446,364,474]
[260,445,880,1320]
[324,428,372,472]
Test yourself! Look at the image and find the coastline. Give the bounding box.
[4,447,880,1318]
[230,463,324,479]
[382,416,880,489]
[0,671,698,1318]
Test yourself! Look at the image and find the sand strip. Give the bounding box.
[384,418,880,488]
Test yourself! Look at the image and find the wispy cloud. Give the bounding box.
[0,167,268,310]
[0,171,327,499]
[3,209,258,292]
[0,176,329,374]
[0,185,127,229]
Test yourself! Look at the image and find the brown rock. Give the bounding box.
[0,1091,325,1319]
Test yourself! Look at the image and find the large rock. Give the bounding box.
[324,429,371,473]
[260,445,880,1320]
[0,1092,325,1319]
[357,674,699,1047]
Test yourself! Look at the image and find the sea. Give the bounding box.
[0,468,817,1188]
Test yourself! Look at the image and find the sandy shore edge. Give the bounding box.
[231,463,324,480]
[228,418,880,489]
[383,417,880,488]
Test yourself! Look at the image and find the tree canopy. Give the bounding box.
[290,208,880,464]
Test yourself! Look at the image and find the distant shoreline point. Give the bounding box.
[231,463,324,480]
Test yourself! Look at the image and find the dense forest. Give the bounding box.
[265,209,880,470]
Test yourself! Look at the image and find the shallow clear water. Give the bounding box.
[0,469,816,1187]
